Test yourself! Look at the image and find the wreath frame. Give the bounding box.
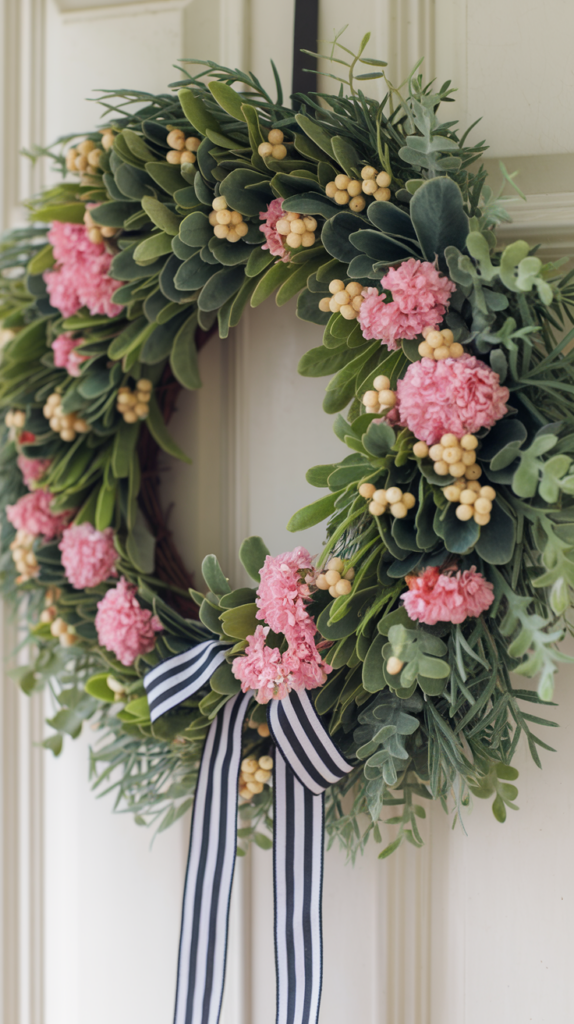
[1,37,574,857]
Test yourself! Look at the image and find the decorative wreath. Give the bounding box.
[2,39,574,863]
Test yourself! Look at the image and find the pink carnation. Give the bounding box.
[95,577,163,666]
[232,625,329,704]
[6,489,71,540]
[393,354,509,445]
[44,220,123,319]
[358,258,456,348]
[58,523,118,589]
[232,546,331,702]
[259,198,289,262]
[52,334,88,377]
[401,565,494,625]
[16,455,51,489]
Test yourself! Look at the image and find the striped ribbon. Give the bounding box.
[144,641,353,1024]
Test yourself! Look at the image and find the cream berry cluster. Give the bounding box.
[257,128,288,161]
[65,137,106,173]
[116,379,152,423]
[358,483,416,520]
[247,717,271,739]
[39,588,61,626]
[318,278,364,319]
[166,129,201,166]
[316,556,355,598]
[325,167,391,211]
[413,433,481,480]
[83,207,117,245]
[10,530,39,584]
[274,211,317,249]
[418,326,464,361]
[361,374,397,414]
[209,196,249,243]
[4,409,26,430]
[239,754,274,799]
[443,481,496,526]
[50,617,77,648]
[43,393,90,442]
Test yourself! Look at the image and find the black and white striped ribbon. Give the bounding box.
[145,644,353,1024]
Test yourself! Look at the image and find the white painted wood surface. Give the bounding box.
[1,1,574,1022]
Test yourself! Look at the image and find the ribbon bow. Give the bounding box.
[144,639,353,1024]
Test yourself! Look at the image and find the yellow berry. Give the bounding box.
[377,389,396,408]
[334,190,349,205]
[474,497,492,515]
[329,279,345,295]
[335,174,350,190]
[434,461,449,476]
[286,232,302,248]
[443,446,463,464]
[351,295,363,311]
[443,486,462,502]
[362,179,377,195]
[347,282,363,299]
[373,374,390,391]
[450,462,466,478]
[387,656,404,675]
[460,434,478,450]
[325,569,341,586]
[376,171,391,188]
[258,723,270,738]
[344,568,355,581]
[166,151,182,164]
[349,196,366,212]
[456,504,474,521]
[213,224,229,239]
[87,149,102,168]
[268,128,284,145]
[340,304,357,320]
[319,297,331,312]
[449,343,464,358]
[185,137,201,152]
[329,297,341,313]
[434,346,450,360]
[426,331,443,349]
[216,209,232,225]
[369,501,386,516]
[316,574,329,590]
[363,390,379,407]
[335,579,352,596]
[327,557,345,572]
[418,342,434,358]
[440,329,454,344]
[462,450,476,466]
[459,489,477,505]
[212,196,228,211]
[480,486,496,501]
[166,129,185,150]
[123,410,138,424]
[235,222,249,238]
[466,480,481,493]
[373,489,387,505]
[474,512,491,526]
[101,132,114,150]
[441,434,459,448]
[385,487,402,505]
[334,289,350,305]
[358,483,376,499]
[258,141,272,156]
[259,755,273,770]
[464,464,482,480]
[402,493,416,510]
[180,151,196,165]
[329,585,338,598]
[374,188,391,201]
[347,180,362,197]
[361,166,377,180]
[303,217,318,232]
[227,230,240,243]
[325,181,338,198]
[413,441,429,459]
[429,444,444,461]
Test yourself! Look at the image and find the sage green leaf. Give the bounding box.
[146,393,191,463]
[122,128,154,163]
[145,161,186,196]
[251,262,294,307]
[276,257,326,306]
[362,419,396,457]
[141,197,181,236]
[210,662,241,695]
[110,242,166,281]
[111,420,139,479]
[321,212,365,262]
[198,266,245,311]
[409,177,469,262]
[220,168,272,217]
[170,312,201,389]
[114,162,154,201]
[29,203,85,223]
[287,490,343,532]
[326,341,379,392]
[239,536,270,583]
[5,317,48,361]
[174,251,214,291]
[134,232,173,263]
[178,88,220,135]
[208,81,247,122]
[295,113,334,158]
[475,501,516,565]
[95,482,116,531]
[180,211,212,248]
[246,247,274,278]
[85,674,115,703]
[90,201,138,228]
[108,317,149,360]
[220,603,258,640]
[306,464,338,487]
[202,554,232,596]
[27,243,55,275]
[126,507,156,574]
[362,635,387,692]
[331,135,360,177]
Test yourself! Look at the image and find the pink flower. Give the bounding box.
[232,625,329,704]
[52,334,88,377]
[6,489,71,540]
[259,198,289,262]
[95,577,163,666]
[393,355,509,445]
[231,546,331,702]
[358,258,456,348]
[16,455,51,489]
[401,565,494,625]
[43,220,124,319]
[58,523,118,589]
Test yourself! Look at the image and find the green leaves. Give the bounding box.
[512,433,557,497]
[383,624,450,696]
[287,491,343,532]
[239,536,270,583]
[469,763,520,823]
[146,393,191,463]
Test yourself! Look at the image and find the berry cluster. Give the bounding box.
[247,717,271,739]
[325,166,391,211]
[319,278,364,319]
[208,196,249,243]
[443,482,496,526]
[358,484,416,519]
[4,409,26,430]
[165,128,201,166]
[361,374,397,414]
[10,530,38,583]
[50,616,77,648]
[257,128,288,161]
[83,207,117,246]
[116,379,152,423]
[65,138,106,174]
[418,326,464,361]
[316,556,355,598]
[274,211,317,249]
[413,433,480,480]
[39,588,61,626]
[43,393,90,442]
[239,754,274,799]
[106,675,128,702]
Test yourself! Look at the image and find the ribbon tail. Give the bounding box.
[174,691,252,1024]
[273,750,324,1024]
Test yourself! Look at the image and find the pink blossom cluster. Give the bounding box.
[358,258,456,349]
[52,333,88,377]
[401,565,494,625]
[6,489,71,540]
[259,198,289,262]
[43,220,123,319]
[232,547,331,703]
[16,454,51,489]
[95,577,163,666]
[58,522,118,590]
[388,354,509,445]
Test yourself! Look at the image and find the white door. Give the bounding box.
[2,2,574,1023]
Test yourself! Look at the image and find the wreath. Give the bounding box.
[2,37,574,862]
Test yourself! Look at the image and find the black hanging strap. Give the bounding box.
[292,0,319,100]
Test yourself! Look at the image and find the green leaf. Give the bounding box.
[111,420,139,479]
[409,177,469,262]
[27,243,55,275]
[239,536,270,583]
[208,81,247,122]
[141,197,181,236]
[170,312,201,389]
[250,261,294,307]
[29,203,85,223]
[126,507,156,574]
[179,88,220,135]
[134,232,174,263]
[85,673,116,703]
[202,554,232,596]
[198,266,245,312]
[287,490,343,532]
[295,113,335,158]
[220,603,258,640]
[95,482,116,531]
[146,392,191,463]
[210,661,241,695]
